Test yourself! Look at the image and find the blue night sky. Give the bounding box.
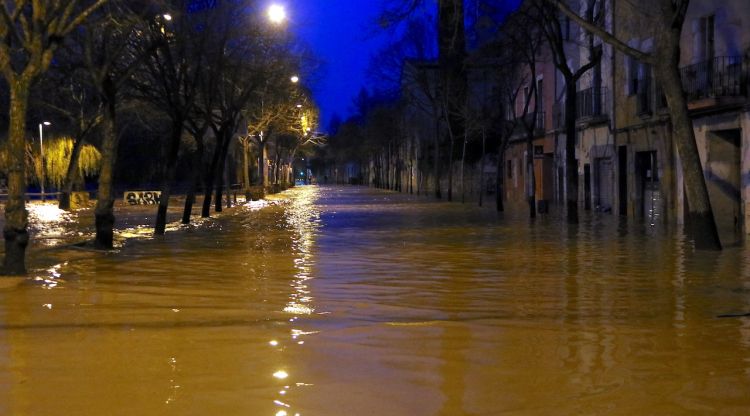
[288,0,391,132]
[286,1,521,132]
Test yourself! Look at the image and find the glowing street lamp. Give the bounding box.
[38,121,51,201]
[162,13,172,21]
[267,4,286,24]
[290,75,299,83]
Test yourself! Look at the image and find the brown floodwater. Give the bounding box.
[1,186,750,415]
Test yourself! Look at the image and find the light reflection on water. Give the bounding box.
[1,186,750,415]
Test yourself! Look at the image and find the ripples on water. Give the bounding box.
[2,186,750,415]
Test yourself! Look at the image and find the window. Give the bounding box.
[628,56,639,96]
[698,15,715,61]
[536,78,544,113]
[636,63,654,114]
[628,57,652,97]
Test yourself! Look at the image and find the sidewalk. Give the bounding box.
[0,194,263,256]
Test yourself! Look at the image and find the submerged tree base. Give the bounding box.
[687,211,722,251]
[2,226,29,275]
[95,211,115,250]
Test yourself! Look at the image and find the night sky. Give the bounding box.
[289,1,521,132]
[290,0,391,132]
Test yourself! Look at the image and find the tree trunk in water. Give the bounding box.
[182,129,206,224]
[59,133,87,210]
[656,50,721,250]
[447,137,454,202]
[565,82,579,224]
[414,139,420,195]
[214,129,232,213]
[182,180,197,225]
[479,128,486,207]
[155,118,184,235]
[242,141,250,199]
[496,150,505,212]
[201,128,226,218]
[438,0,467,194]
[182,153,201,225]
[460,135,467,203]
[434,117,441,199]
[274,155,281,185]
[258,140,268,187]
[2,80,31,275]
[386,144,391,190]
[411,139,417,194]
[526,133,536,219]
[94,99,118,249]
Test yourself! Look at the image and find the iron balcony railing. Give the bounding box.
[680,56,748,100]
[552,87,609,128]
[576,86,609,120]
[513,111,546,135]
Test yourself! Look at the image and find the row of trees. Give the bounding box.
[317,0,722,250]
[1,0,320,275]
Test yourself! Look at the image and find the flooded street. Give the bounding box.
[2,186,750,415]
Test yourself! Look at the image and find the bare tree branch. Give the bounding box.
[551,0,652,63]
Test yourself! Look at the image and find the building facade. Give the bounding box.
[501,0,749,245]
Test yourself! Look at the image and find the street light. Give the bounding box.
[38,121,51,201]
[267,4,286,24]
[162,13,172,21]
[290,75,299,83]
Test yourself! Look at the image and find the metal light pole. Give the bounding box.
[38,121,51,201]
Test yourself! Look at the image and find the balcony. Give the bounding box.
[680,56,747,108]
[513,111,546,137]
[552,87,609,129]
[576,86,609,121]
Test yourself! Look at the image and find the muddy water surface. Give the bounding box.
[2,186,750,415]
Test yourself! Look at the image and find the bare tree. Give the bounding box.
[132,0,206,235]
[438,0,468,202]
[1,0,106,275]
[496,6,548,218]
[80,0,156,248]
[34,67,103,210]
[533,0,603,224]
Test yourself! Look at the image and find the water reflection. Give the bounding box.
[0,187,322,415]
[290,187,750,415]
[3,186,750,414]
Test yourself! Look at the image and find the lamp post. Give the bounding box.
[38,121,51,201]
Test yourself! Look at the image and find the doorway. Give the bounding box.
[635,151,660,221]
[595,157,613,212]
